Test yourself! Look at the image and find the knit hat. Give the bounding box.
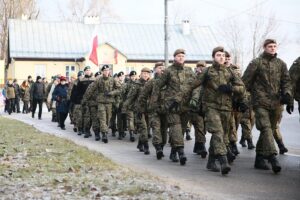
[60,76,67,81]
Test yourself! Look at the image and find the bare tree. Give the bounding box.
[0,0,39,61]
[218,19,245,68]
[57,0,118,23]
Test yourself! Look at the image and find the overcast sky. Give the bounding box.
[37,0,300,66]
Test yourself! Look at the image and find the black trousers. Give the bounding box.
[59,112,68,128]
[22,100,29,113]
[14,97,20,112]
[32,98,43,118]
[7,99,15,114]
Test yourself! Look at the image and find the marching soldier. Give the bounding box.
[242,39,293,174]
[82,65,121,143]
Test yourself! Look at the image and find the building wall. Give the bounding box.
[0,60,4,85]
[8,60,84,82]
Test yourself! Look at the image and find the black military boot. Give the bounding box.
[94,129,101,141]
[112,130,116,137]
[218,155,231,175]
[254,154,270,170]
[169,147,179,162]
[193,142,200,154]
[161,145,165,157]
[268,155,281,174]
[239,136,247,147]
[275,139,288,154]
[177,147,187,166]
[137,140,144,152]
[155,145,163,160]
[129,131,135,142]
[102,132,108,143]
[226,146,236,164]
[118,132,123,140]
[144,142,150,155]
[185,128,192,140]
[230,141,240,156]
[84,129,91,138]
[247,138,255,150]
[77,128,83,136]
[198,142,208,158]
[206,154,220,172]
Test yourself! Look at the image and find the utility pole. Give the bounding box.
[164,0,169,68]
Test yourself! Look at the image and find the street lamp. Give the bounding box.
[164,0,174,68]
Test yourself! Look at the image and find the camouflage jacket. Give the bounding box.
[138,75,167,113]
[242,52,292,109]
[192,62,245,111]
[82,76,121,104]
[83,81,98,106]
[155,62,195,112]
[289,57,300,101]
[123,78,148,112]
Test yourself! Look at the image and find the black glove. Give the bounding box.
[238,102,249,113]
[104,91,111,97]
[286,104,294,114]
[218,84,232,94]
[281,93,292,105]
[168,100,179,112]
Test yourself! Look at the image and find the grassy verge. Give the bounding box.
[0,117,196,199]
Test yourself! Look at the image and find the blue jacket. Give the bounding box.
[52,84,69,113]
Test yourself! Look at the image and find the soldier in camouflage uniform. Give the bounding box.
[138,62,168,159]
[225,51,243,156]
[191,47,246,175]
[189,61,207,158]
[47,76,60,122]
[82,65,121,143]
[110,73,120,137]
[289,57,300,118]
[155,49,196,166]
[242,39,293,174]
[122,71,138,142]
[67,72,77,129]
[70,67,94,136]
[239,91,255,149]
[116,72,127,140]
[81,72,101,140]
[124,67,151,154]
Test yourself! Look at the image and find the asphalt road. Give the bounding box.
[2,104,300,200]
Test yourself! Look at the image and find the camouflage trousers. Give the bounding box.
[166,112,189,148]
[149,112,168,146]
[205,107,230,156]
[110,105,118,132]
[98,103,112,133]
[273,105,284,142]
[189,112,206,143]
[137,114,148,143]
[254,107,278,156]
[126,111,135,131]
[228,111,242,143]
[73,104,83,130]
[240,108,255,140]
[83,105,100,133]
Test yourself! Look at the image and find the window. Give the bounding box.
[35,65,46,78]
[66,66,76,80]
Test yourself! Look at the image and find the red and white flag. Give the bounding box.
[89,35,98,66]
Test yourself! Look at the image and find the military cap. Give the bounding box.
[28,75,32,79]
[225,51,231,58]
[113,73,118,78]
[77,71,84,77]
[84,66,91,71]
[95,71,101,77]
[141,67,151,73]
[196,61,207,68]
[117,71,124,77]
[129,71,137,76]
[154,62,164,69]
[173,48,185,57]
[101,65,110,71]
[263,39,277,47]
[212,46,225,57]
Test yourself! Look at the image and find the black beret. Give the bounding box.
[101,65,110,71]
[95,71,101,77]
[117,71,124,77]
[129,71,137,76]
